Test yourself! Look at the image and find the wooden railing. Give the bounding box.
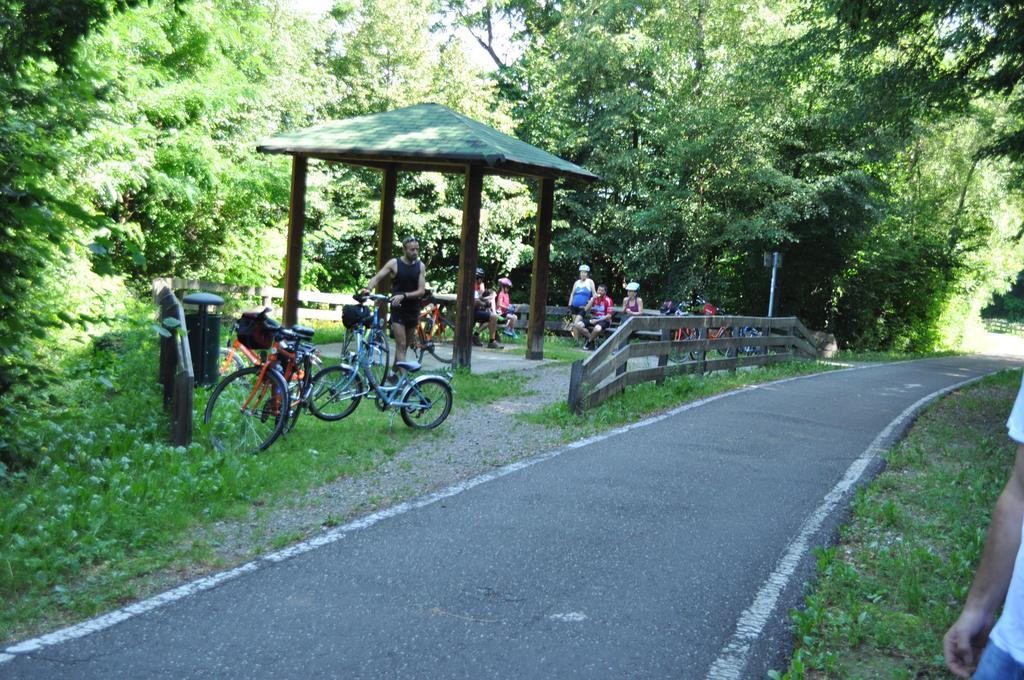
[984,318,1024,337]
[567,314,822,413]
[153,281,194,446]
[163,278,360,321]
[162,278,659,334]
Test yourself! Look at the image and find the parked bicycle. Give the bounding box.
[308,294,453,429]
[661,300,701,363]
[218,308,276,375]
[339,297,390,384]
[204,322,321,454]
[218,307,324,376]
[410,292,455,364]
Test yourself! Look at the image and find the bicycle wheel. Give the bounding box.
[400,376,453,430]
[739,327,762,355]
[427,315,454,364]
[218,347,246,376]
[308,364,364,421]
[668,329,691,364]
[204,366,289,454]
[708,328,732,358]
[412,321,431,363]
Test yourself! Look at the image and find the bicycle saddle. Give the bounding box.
[292,325,315,340]
[394,361,422,373]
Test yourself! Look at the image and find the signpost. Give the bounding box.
[764,251,782,317]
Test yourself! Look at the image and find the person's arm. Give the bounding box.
[944,443,1024,677]
[636,297,643,314]
[363,259,396,293]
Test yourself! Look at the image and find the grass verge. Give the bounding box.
[0,309,526,645]
[771,368,1020,679]
[521,359,845,439]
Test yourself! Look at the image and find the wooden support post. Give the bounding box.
[656,328,670,385]
[282,156,308,327]
[171,372,193,446]
[376,165,398,293]
[453,165,484,368]
[527,177,555,360]
[568,359,584,413]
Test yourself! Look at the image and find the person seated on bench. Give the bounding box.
[622,281,644,317]
[575,284,615,350]
[496,277,518,338]
[473,268,503,349]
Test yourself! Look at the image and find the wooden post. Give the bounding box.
[568,359,584,413]
[453,165,484,368]
[527,177,555,360]
[376,165,398,293]
[657,328,670,385]
[282,156,308,327]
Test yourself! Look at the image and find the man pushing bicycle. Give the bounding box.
[361,236,427,382]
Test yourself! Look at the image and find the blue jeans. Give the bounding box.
[975,641,1024,680]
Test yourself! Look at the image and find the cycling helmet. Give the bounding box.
[579,264,590,272]
[475,267,485,277]
[625,281,640,292]
[498,277,512,288]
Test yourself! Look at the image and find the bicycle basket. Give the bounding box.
[342,304,372,330]
[237,311,277,349]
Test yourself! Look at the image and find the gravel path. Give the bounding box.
[201,363,570,564]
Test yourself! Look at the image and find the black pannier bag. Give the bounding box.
[237,310,277,349]
[342,304,372,330]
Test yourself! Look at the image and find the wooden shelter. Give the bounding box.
[257,103,598,367]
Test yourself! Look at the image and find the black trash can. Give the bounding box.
[183,292,225,387]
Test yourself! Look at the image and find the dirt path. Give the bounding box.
[201,363,571,563]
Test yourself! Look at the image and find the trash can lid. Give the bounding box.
[183,292,225,307]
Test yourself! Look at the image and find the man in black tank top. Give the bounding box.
[362,237,426,375]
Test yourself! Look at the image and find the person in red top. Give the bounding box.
[575,284,615,350]
[495,277,518,338]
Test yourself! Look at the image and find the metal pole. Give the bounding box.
[767,255,778,318]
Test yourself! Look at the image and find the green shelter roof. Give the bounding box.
[256,103,598,182]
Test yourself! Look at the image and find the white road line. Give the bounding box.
[0,361,983,665]
[705,372,992,680]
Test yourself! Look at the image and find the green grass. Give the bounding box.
[834,349,961,363]
[771,369,1020,679]
[0,309,527,645]
[521,359,845,439]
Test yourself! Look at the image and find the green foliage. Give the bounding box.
[775,369,1021,677]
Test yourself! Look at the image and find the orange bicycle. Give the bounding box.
[218,308,275,375]
[219,307,323,377]
[411,292,455,364]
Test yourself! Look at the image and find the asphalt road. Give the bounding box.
[4,355,1020,679]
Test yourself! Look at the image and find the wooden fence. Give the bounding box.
[983,318,1024,337]
[153,281,194,446]
[160,277,659,335]
[162,277,360,322]
[568,314,821,413]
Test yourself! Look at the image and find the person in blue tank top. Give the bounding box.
[568,264,596,343]
[362,236,426,380]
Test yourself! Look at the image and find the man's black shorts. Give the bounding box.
[474,308,493,323]
[392,304,420,330]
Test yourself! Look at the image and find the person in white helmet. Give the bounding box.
[568,265,596,343]
[496,277,518,338]
[622,281,644,317]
